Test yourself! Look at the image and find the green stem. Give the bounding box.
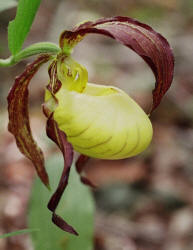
[0,42,61,67]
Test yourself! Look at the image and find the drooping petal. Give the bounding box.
[46,115,78,235]
[44,60,78,234]
[7,54,51,188]
[60,16,174,113]
[75,154,89,174]
[75,155,96,188]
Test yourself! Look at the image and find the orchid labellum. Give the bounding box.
[7,17,174,235]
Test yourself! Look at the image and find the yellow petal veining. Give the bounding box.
[45,57,153,159]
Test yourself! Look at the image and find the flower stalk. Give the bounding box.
[0,42,60,67]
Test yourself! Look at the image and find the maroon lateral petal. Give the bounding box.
[52,213,78,236]
[80,176,97,189]
[7,54,51,188]
[75,155,96,188]
[76,154,89,174]
[46,115,78,235]
[60,16,174,113]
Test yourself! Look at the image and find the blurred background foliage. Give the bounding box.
[0,0,193,249]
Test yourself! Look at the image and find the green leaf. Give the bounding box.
[0,229,39,239]
[0,0,17,12]
[28,154,95,250]
[8,0,42,55]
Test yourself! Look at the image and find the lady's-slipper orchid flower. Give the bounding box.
[45,55,153,160]
[7,17,174,235]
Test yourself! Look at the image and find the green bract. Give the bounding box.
[45,56,153,159]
